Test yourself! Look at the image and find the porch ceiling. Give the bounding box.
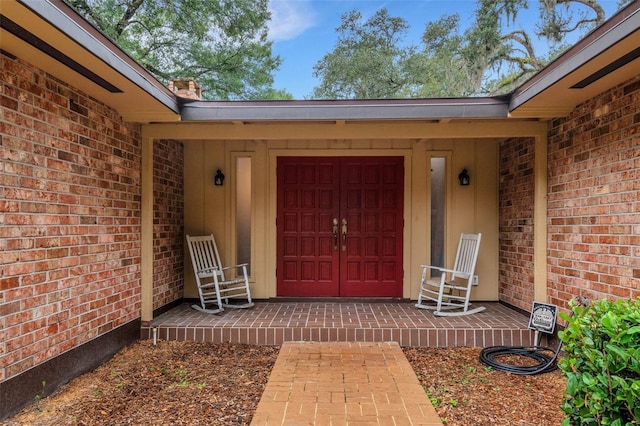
[0,0,180,123]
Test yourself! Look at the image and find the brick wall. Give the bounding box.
[0,53,142,382]
[499,137,536,311]
[153,139,184,309]
[547,75,640,307]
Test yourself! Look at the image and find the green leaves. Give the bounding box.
[312,8,413,99]
[68,0,285,100]
[558,298,640,426]
[312,1,620,99]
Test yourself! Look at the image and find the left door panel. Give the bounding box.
[277,157,340,296]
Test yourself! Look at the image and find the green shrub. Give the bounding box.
[558,297,640,426]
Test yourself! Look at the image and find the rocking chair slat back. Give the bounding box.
[452,235,480,280]
[188,235,225,280]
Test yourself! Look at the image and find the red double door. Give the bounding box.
[277,157,404,297]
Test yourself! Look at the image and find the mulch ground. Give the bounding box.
[404,346,566,425]
[4,341,566,425]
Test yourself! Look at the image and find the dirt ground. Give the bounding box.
[4,341,566,425]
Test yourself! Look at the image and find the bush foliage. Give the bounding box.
[558,298,640,426]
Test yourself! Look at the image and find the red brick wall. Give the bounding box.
[499,137,536,311]
[547,75,640,307]
[0,53,142,382]
[153,139,184,309]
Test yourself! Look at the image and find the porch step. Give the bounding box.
[141,302,535,348]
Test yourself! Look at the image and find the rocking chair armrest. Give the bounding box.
[420,265,447,273]
[420,265,471,278]
[218,263,249,271]
[198,263,249,274]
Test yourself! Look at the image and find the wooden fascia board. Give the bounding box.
[143,120,548,140]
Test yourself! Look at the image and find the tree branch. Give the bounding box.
[115,0,145,38]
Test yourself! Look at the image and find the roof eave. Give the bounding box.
[509,2,640,117]
[179,98,511,122]
[6,0,180,122]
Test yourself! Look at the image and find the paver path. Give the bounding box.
[251,341,442,425]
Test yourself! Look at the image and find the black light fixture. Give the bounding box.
[458,169,470,186]
[214,169,225,186]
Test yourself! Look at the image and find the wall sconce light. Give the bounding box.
[458,169,470,186]
[214,169,225,186]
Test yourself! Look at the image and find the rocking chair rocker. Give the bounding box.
[415,232,484,316]
[186,234,254,314]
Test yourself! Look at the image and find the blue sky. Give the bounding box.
[266,0,622,99]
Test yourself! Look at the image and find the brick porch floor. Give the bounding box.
[141,301,535,348]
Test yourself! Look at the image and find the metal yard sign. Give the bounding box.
[528,302,558,334]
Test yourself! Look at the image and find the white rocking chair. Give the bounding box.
[416,233,484,316]
[186,234,254,314]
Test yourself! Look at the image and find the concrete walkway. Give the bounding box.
[251,342,442,425]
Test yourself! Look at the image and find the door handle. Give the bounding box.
[341,218,347,251]
[332,218,339,251]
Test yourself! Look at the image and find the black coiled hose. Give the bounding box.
[479,345,560,375]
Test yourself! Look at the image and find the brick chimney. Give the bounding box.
[168,79,202,100]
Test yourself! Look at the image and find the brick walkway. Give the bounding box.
[250,342,442,425]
